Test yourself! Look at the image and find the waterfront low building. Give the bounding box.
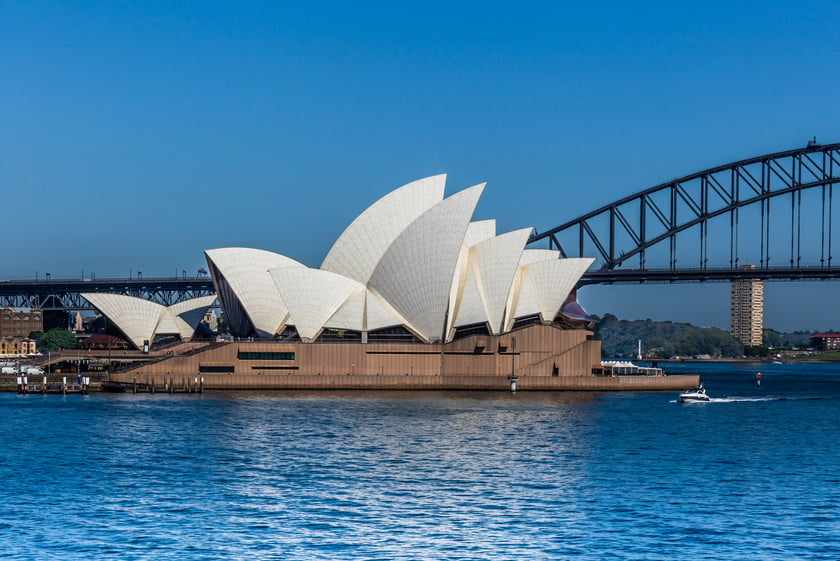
[109,323,696,391]
[598,360,664,376]
[79,334,131,351]
[810,333,840,351]
[0,336,37,357]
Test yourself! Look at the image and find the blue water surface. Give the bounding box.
[1,362,838,560]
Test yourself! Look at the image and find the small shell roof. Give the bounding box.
[81,294,217,348]
[81,293,162,349]
[521,257,595,323]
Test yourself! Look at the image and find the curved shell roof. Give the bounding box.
[166,295,219,339]
[323,288,366,331]
[269,267,364,341]
[81,293,163,349]
[81,294,217,348]
[519,248,561,265]
[184,177,597,344]
[86,176,597,346]
[519,257,595,323]
[504,249,564,331]
[451,227,532,334]
[321,174,446,284]
[463,220,497,248]
[363,289,408,331]
[205,248,304,337]
[319,287,408,332]
[446,220,498,338]
[368,183,485,342]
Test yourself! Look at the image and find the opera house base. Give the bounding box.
[110,325,699,391]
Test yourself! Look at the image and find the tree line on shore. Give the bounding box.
[20,318,824,359]
[593,314,816,359]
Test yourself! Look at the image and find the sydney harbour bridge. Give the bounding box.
[2,140,840,312]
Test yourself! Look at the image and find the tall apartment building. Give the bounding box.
[730,265,764,347]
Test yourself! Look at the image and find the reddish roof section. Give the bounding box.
[811,333,840,338]
[83,334,128,345]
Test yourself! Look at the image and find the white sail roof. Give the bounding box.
[504,249,564,331]
[520,257,595,323]
[269,267,365,341]
[187,176,597,344]
[463,220,496,247]
[324,288,366,332]
[81,294,217,348]
[368,184,485,342]
[320,288,408,332]
[205,248,304,337]
[321,175,446,284]
[166,295,218,340]
[364,289,409,331]
[88,176,599,347]
[519,249,561,265]
[445,223,492,338]
[81,293,163,349]
[449,257,485,332]
[469,228,533,334]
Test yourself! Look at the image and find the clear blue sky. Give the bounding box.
[2,1,839,331]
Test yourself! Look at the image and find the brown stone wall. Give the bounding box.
[111,324,668,390]
[114,372,699,391]
[0,308,43,338]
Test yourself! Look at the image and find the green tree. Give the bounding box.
[38,328,80,353]
[763,328,784,348]
[594,315,744,358]
[743,345,768,358]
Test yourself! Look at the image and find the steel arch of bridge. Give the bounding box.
[529,141,840,279]
[5,142,840,312]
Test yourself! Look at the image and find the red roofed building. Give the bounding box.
[810,333,840,351]
[79,334,130,350]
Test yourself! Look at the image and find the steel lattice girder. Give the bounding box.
[529,142,840,272]
[0,278,216,311]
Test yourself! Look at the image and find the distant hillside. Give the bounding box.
[762,329,814,349]
[593,314,742,359]
[593,315,818,359]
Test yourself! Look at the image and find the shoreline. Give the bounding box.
[1,373,699,393]
[106,372,699,392]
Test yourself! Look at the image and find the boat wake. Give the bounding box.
[671,396,827,404]
[711,396,827,403]
[710,396,782,403]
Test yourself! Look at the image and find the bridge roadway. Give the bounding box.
[4,266,840,311]
[0,276,216,310]
[580,265,840,285]
[3,143,839,310]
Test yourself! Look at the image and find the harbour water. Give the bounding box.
[1,362,838,560]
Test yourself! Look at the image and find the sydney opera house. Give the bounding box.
[83,176,692,390]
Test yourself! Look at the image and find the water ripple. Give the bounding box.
[1,367,839,559]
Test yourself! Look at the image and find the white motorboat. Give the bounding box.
[679,385,710,403]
